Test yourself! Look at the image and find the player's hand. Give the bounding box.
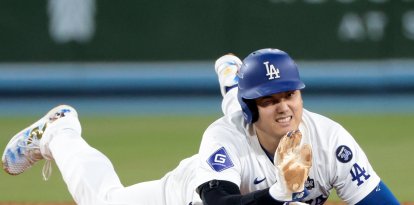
[269,130,312,202]
[276,130,312,192]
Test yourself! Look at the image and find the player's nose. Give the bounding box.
[275,100,289,113]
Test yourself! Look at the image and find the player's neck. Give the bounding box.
[255,130,282,155]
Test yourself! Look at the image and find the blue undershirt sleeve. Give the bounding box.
[355,181,400,205]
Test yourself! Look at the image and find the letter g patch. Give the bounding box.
[207,147,234,172]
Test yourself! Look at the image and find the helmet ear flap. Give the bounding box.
[238,93,258,124]
[245,99,259,123]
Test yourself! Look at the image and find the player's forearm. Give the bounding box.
[197,180,284,205]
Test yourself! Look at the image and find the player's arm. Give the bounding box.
[197,131,311,205]
[355,181,399,205]
[329,126,398,204]
[197,180,283,205]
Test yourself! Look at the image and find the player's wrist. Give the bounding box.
[269,183,309,202]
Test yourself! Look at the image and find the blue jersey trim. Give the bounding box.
[259,143,274,163]
[355,181,400,205]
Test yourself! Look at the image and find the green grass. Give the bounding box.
[325,114,414,202]
[0,114,412,202]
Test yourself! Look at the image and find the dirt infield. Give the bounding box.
[0,202,412,205]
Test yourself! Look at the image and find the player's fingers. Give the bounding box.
[300,144,312,167]
[275,147,284,165]
[280,134,290,151]
[284,130,295,151]
[276,133,291,164]
[289,130,302,149]
[275,130,302,165]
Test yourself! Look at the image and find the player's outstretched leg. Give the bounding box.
[2,105,77,180]
[215,54,243,115]
[2,105,129,205]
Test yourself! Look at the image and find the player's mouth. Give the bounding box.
[276,116,292,123]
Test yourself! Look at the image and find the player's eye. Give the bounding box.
[286,91,295,98]
[257,98,274,107]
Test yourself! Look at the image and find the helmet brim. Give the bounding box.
[241,80,305,100]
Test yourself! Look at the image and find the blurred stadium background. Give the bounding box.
[0,0,413,203]
[1,0,414,116]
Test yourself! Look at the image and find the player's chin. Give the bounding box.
[273,126,293,138]
[275,123,297,135]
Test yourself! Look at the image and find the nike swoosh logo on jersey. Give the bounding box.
[253,177,266,185]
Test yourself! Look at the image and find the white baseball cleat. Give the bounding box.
[214,54,242,97]
[2,105,77,180]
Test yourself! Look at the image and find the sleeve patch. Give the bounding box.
[336,145,353,163]
[350,163,371,186]
[207,147,234,172]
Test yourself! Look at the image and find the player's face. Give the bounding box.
[254,90,303,140]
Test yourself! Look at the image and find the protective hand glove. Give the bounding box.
[269,130,312,202]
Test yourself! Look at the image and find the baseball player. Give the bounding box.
[2,48,399,205]
[195,49,399,205]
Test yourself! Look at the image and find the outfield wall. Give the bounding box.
[1,60,414,97]
[0,60,413,116]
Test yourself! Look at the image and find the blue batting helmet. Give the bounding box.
[237,48,305,123]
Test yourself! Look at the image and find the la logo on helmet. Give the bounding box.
[263,61,280,80]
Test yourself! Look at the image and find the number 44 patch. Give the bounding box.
[350,163,371,186]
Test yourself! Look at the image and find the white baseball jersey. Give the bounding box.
[191,108,380,205]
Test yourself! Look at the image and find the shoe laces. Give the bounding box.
[17,124,53,181]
